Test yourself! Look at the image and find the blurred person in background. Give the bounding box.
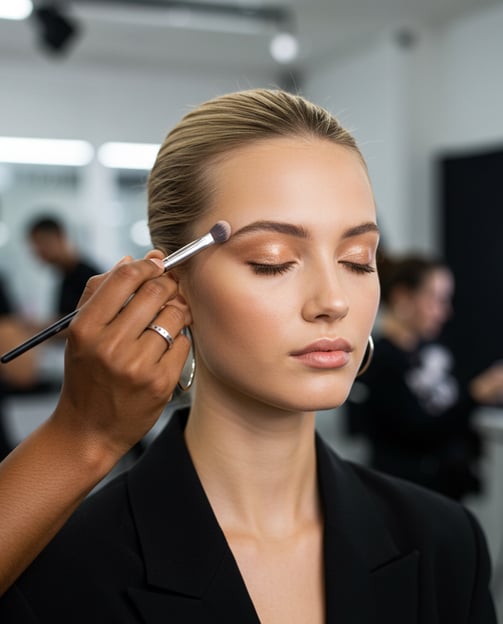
[348,252,503,500]
[26,215,101,320]
[0,275,37,460]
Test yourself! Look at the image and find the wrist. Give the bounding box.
[48,400,125,483]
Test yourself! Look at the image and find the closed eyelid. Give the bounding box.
[340,247,376,261]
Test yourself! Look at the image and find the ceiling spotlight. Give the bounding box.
[130,220,152,247]
[270,32,299,64]
[32,3,80,54]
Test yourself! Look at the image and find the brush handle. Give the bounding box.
[1,229,221,364]
[0,309,79,364]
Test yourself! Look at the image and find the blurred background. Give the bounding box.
[1,0,503,615]
[1,0,502,329]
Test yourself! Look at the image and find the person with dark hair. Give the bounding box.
[0,276,37,460]
[27,215,101,317]
[349,252,503,500]
[0,90,497,622]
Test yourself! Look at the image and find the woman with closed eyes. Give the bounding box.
[0,89,497,623]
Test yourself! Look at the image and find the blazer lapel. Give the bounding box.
[317,435,419,624]
[125,410,419,623]
[126,409,259,624]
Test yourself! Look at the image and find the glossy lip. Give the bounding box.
[290,338,353,357]
[290,338,353,370]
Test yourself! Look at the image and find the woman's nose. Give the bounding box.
[301,265,349,322]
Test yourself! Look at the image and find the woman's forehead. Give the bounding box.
[198,138,374,229]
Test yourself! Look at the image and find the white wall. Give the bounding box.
[406,3,503,252]
[304,3,503,254]
[303,35,411,252]
[439,6,503,148]
[0,56,277,142]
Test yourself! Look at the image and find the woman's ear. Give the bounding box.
[170,278,193,325]
[145,249,193,324]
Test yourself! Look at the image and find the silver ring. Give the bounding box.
[147,323,174,348]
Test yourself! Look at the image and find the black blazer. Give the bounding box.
[0,409,496,623]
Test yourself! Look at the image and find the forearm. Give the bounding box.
[0,255,189,596]
[0,411,121,596]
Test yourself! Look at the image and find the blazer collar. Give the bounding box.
[316,435,419,623]
[127,409,418,623]
[127,408,260,622]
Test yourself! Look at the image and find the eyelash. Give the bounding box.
[341,262,376,274]
[248,262,295,275]
[248,261,375,276]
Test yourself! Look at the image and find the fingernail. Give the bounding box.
[149,258,165,269]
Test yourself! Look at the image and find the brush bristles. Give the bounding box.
[210,220,232,243]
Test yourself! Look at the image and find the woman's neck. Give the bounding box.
[380,312,419,351]
[184,389,320,540]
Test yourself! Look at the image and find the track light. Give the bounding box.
[32,3,80,54]
[77,1,299,63]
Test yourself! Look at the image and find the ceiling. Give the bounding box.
[0,0,501,74]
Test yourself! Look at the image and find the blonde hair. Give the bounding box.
[148,88,364,254]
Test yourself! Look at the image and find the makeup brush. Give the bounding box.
[1,221,231,363]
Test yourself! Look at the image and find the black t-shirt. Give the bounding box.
[57,260,100,316]
[346,336,481,498]
[349,336,474,449]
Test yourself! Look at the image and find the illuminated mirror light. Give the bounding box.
[130,220,151,247]
[0,0,33,20]
[0,137,94,166]
[98,142,160,170]
[270,32,299,64]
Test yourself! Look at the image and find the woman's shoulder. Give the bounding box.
[333,446,489,575]
[317,438,496,621]
[320,434,486,564]
[0,472,143,620]
[35,471,136,560]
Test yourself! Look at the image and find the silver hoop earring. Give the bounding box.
[177,327,196,392]
[357,336,374,377]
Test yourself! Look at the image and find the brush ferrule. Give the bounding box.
[162,231,215,271]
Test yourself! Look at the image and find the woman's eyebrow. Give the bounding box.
[342,222,380,239]
[231,220,380,240]
[231,221,310,239]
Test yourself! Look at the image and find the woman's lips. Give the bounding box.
[290,339,352,369]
